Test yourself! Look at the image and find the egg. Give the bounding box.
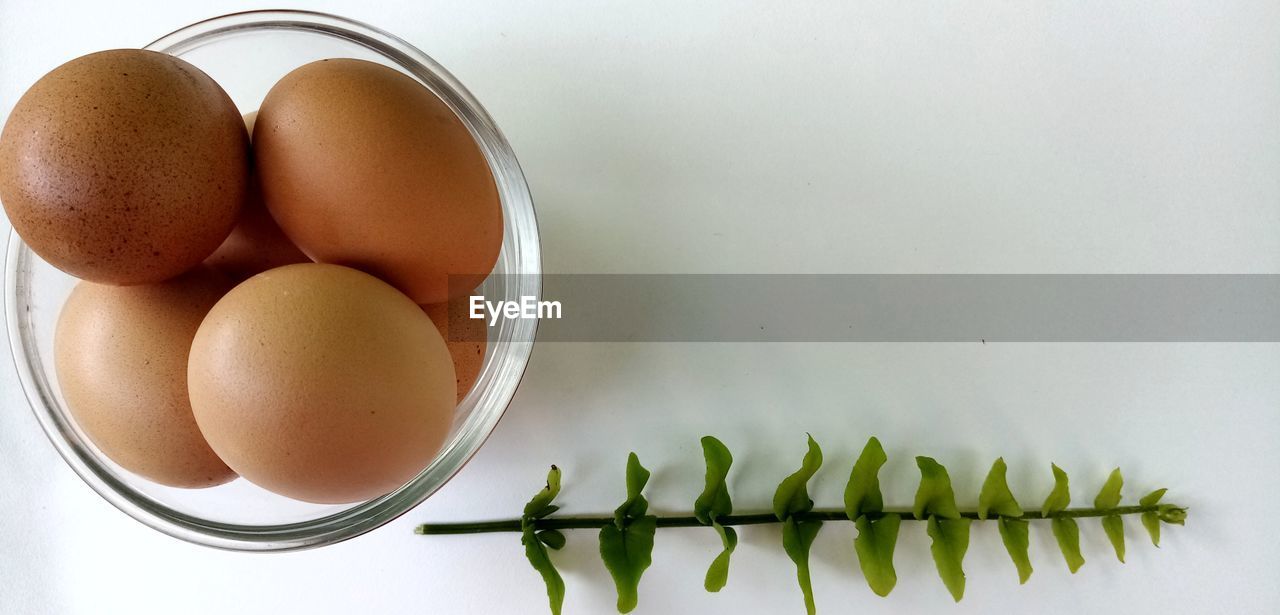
[204,112,310,281]
[54,266,236,488]
[254,58,502,304]
[423,295,488,402]
[0,49,249,284]
[188,263,456,504]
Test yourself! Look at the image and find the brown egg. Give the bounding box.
[423,295,488,403]
[254,58,502,305]
[0,49,249,284]
[188,263,456,504]
[54,266,236,488]
[204,112,309,281]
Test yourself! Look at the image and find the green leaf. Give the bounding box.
[781,517,823,615]
[704,550,732,593]
[600,454,656,613]
[1051,517,1085,573]
[522,524,565,615]
[913,457,961,520]
[844,437,887,519]
[625,453,650,500]
[773,434,823,519]
[523,466,562,518]
[1043,464,1083,572]
[853,514,900,597]
[704,523,738,592]
[1092,467,1126,562]
[1140,488,1169,546]
[1102,515,1126,562]
[998,517,1033,584]
[599,516,657,613]
[613,453,651,527]
[1095,468,1124,509]
[1141,512,1162,547]
[533,505,561,520]
[1041,463,1071,515]
[538,529,566,550]
[927,515,971,602]
[977,457,1023,520]
[696,437,738,592]
[694,436,734,525]
[1140,488,1167,507]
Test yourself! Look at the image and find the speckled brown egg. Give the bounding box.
[54,266,236,488]
[0,49,249,284]
[204,112,309,281]
[254,58,502,305]
[422,296,488,403]
[188,263,457,504]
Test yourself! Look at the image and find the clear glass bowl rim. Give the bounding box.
[2,9,541,552]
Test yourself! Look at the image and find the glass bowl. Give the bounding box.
[2,10,540,551]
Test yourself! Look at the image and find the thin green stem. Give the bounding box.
[415,504,1177,535]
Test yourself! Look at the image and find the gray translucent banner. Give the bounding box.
[449,275,1280,342]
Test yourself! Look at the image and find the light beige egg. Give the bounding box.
[188,263,456,504]
[54,266,237,488]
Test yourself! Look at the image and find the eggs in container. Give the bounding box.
[6,47,508,505]
[0,49,249,285]
[55,267,237,488]
[188,264,457,504]
[254,59,503,304]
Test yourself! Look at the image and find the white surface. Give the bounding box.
[2,1,1277,614]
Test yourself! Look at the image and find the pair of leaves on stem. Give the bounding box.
[772,435,825,615]
[598,454,658,613]
[693,436,737,592]
[978,458,1031,583]
[845,436,898,598]
[521,466,566,615]
[914,455,971,602]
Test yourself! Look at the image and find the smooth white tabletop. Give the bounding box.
[2,1,1277,613]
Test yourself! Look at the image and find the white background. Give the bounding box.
[2,1,1278,614]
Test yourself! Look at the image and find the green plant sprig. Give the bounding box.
[416,503,1176,534]
[415,436,1188,615]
